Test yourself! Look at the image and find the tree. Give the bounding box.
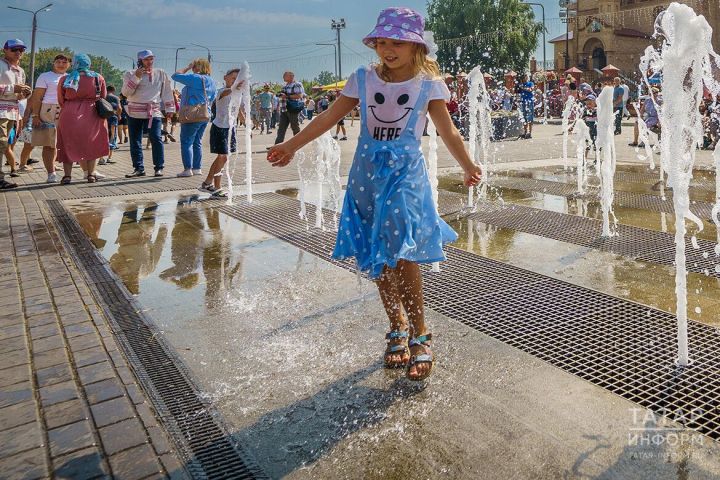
[19,47,124,89]
[313,70,336,86]
[426,0,543,76]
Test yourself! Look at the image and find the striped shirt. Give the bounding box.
[0,58,26,120]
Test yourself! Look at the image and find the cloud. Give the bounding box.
[60,0,327,27]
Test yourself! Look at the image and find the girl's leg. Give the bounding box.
[213,156,227,189]
[376,267,409,365]
[395,260,430,379]
[5,147,17,173]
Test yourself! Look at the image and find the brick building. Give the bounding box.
[550,0,720,76]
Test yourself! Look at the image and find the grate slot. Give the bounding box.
[217,192,720,443]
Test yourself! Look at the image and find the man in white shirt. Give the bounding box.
[0,39,31,189]
[26,53,70,183]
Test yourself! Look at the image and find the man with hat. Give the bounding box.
[121,49,175,177]
[0,39,31,189]
[25,52,70,183]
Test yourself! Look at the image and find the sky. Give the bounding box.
[0,0,564,85]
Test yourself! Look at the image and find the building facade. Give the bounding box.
[551,0,720,76]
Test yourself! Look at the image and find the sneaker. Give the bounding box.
[27,158,39,165]
[46,172,58,183]
[154,169,164,177]
[332,135,338,139]
[125,170,146,178]
[192,169,202,175]
[106,158,116,164]
[176,169,193,177]
[98,158,108,165]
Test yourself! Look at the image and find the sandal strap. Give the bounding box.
[386,344,408,354]
[409,353,433,365]
[409,333,432,347]
[385,330,408,340]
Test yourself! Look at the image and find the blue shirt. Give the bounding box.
[258,91,273,109]
[172,73,217,108]
[520,81,534,102]
[613,86,624,108]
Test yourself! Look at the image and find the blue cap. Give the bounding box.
[3,39,26,50]
[137,49,154,60]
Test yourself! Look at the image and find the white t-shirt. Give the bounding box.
[342,66,450,141]
[212,88,239,129]
[307,99,315,111]
[35,71,64,104]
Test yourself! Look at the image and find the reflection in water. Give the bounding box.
[109,203,167,295]
[203,208,243,308]
[160,202,203,290]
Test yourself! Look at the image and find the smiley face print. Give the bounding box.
[368,91,414,141]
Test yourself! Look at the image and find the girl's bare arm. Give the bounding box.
[267,95,358,167]
[427,99,482,186]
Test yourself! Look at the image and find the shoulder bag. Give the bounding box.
[178,75,210,124]
[94,77,116,119]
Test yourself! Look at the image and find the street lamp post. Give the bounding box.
[174,47,186,88]
[316,43,338,81]
[7,3,53,86]
[191,43,211,63]
[331,18,346,80]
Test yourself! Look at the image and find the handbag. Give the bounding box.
[94,77,116,119]
[178,76,210,124]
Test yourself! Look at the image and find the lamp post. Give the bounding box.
[174,47,186,88]
[120,55,135,69]
[331,18,346,80]
[191,43,211,63]
[316,43,338,81]
[7,3,53,86]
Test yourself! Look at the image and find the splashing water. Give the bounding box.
[572,118,591,195]
[561,97,577,171]
[296,133,342,230]
[595,86,618,237]
[466,66,492,206]
[225,62,253,204]
[632,101,658,170]
[640,2,720,366]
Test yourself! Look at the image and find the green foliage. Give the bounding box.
[313,70,336,86]
[18,46,124,89]
[426,0,544,76]
[301,79,316,95]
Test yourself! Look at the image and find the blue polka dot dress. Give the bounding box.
[332,67,458,279]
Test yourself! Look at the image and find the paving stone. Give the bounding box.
[135,402,158,429]
[36,363,74,388]
[0,399,37,430]
[91,395,135,428]
[0,346,29,369]
[65,322,97,338]
[0,380,33,408]
[40,380,79,407]
[25,302,54,316]
[146,426,171,455]
[29,321,61,340]
[54,446,109,480]
[0,447,48,479]
[160,453,188,480]
[0,323,24,340]
[98,418,148,455]
[0,335,27,355]
[26,312,57,327]
[84,377,125,405]
[34,346,68,369]
[43,398,89,430]
[0,421,43,459]
[57,303,87,317]
[115,365,136,385]
[108,444,162,480]
[125,383,146,405]
[78,361,116,386]
[73,345,109,368]
[62,311,92,326]
[48,420,95,457]
[32,333,65,353]
[21,286,49,298]
[0,362,30,387]
[67,333,103,353]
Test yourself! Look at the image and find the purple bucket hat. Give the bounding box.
[363,7,428,53]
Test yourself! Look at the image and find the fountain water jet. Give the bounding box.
[572,117,591,195]
[225,62,252,204]
[466,66,492,207]
[595,86,618,237]
[641,2,720,366]
[296,133,341,231]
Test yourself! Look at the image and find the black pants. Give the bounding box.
[614,107,623,134]
[274,110,300,144]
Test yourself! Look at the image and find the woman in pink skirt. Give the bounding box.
[56,53,109,184]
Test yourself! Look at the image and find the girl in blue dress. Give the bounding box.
[268,7,482,381]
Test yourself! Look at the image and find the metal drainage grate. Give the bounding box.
[47,200,267,480]
[464,200,720,277]
[490,176,716,221]
[216,192,720,442]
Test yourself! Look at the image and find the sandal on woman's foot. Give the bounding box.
[87,175,97,183]
[407,333,434,381]
[384,330,409,368]
[60,176,71,185]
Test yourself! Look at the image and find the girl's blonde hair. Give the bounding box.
[192,58,211,75]
[375,43,441,81]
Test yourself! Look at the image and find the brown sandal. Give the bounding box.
[87,175,97,183]
[384,330,409,368]
[407,333,434,381]
[60,176,71,185]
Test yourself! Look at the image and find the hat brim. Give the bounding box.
[363,28,428,53]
